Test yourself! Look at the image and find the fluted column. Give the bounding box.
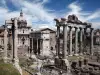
[4,26,8,63]
[56,26,60,57]
[13,18,22,75]
[29,38,32,54]
[63,25,67,58]
[74,27,78,55]
[83,28,87,54]
[69,26,73,56]
[13,18,18,62]
[40,40,42,54]
[79,27,83,55]
[0,38,2,46]
[90,28,94,55]
[30,38,33,56]
[32,38,33,50]
[37,39,38,54]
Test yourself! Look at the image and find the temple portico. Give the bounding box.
[54,15,94,58]
[29,28,56,56]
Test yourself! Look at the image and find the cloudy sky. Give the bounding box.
[0,0,100,29]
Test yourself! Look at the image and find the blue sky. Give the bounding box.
[0,0,100,29]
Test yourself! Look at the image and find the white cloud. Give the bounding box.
[86,10,100,21]
[0,7,8,25]
[39,25,49,29]
[65,2,89,22]
[92,22,100,29]
[22,1,55,23]
[65,1,100,28]
[0,0,55,28]
[0,0,100,29]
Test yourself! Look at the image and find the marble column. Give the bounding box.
[63,25,67,58]
[90,28,94,55]
[4,26,8,63]
[79,27,83,55]
[30,38,33,57]
[37,39,38,54]
[32,38,34,52]
[29,38,32,53]
[69,26,73,56]
[13,18,18,62]
[13,18,22,75]
[40,40,42,54]
[83,28,87,54]
[0,37,1,45]
[74,27,78,55]
[28,38,30,56]
[56,26,60,57]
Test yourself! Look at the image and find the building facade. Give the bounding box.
[30,28,56,55]
[5,11,32,48]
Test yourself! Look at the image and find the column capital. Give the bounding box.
[79,27,82,30]
[61,18,67,26]
[84,27,87,30]
[74,27,78,30]
[90,28,94,31]
[56,24,60,27]
[68,26,73,30]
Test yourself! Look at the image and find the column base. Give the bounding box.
[55,55,59,59]
[3,57,7,63]
[74,54,79,56]
[90,53,93,56]
[79,53,83,56]
[12,57,19,63]
[68,54,73,56]
[13,58,22,75]
[63,55,68,59]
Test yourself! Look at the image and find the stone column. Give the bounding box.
[83,28,87,54]
[39,40,42,54]
[90,28,94,55]
[4,26,8,63]
[30,38,33,57]
[32,38,34,51]
[74,27,78,55]
[63,25,68,58]
[29,38,32,54]
[28,38,30,57]
[56,26,60,57]
[13,18,22,75]
[69,26,73,56]
[37,39,38,54]
[0,37,1,45]
[79,27,83,55]
[13,18,18,62]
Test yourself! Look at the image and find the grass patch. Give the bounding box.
[0,61,20,75]
[67,55,84,62]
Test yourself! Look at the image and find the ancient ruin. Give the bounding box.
[0,12,100,75]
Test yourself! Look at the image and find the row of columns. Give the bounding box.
[4,18,19,63]
[4,18,22,75]
[56,25,94,58]
[29,38,42,56]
